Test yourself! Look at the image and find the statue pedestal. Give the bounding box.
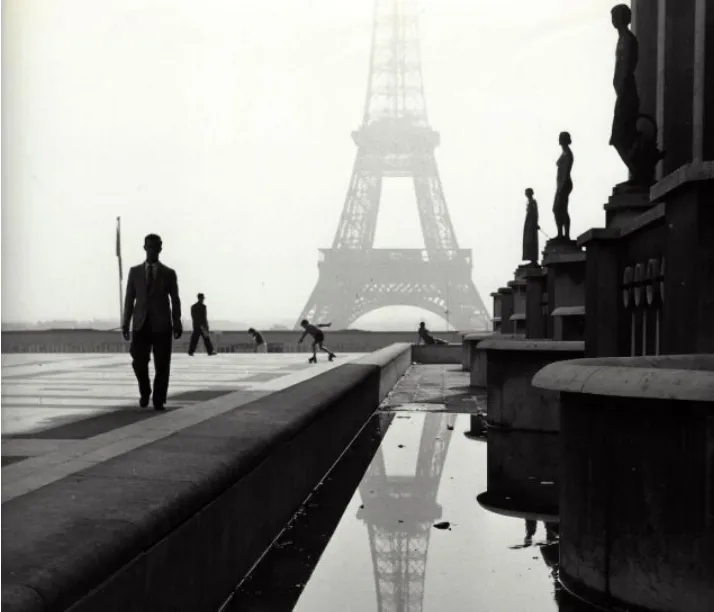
[603,189,654,230]
[542,237,580,261]
[542,239,586,342]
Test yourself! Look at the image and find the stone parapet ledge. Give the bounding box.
[1,343,413,612]
[411,342,462,365]
[550,306,585,317]
[532,354,714,400]
[478,338,584,353]
[532,354,714,612]
[650,159,714,202]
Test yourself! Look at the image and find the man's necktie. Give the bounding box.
[147,264,154,292]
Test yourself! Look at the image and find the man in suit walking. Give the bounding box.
[188,293,216,356]
[122,233,183,411]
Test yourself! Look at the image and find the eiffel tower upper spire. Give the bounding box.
[294,0,490,331]
[363,0,429,126]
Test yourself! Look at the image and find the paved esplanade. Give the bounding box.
[1,353,362,503]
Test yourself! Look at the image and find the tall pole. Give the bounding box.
[116,217,123,326]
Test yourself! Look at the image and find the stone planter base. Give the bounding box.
[479,338,584,432]
[533,355,714,612]
[476,429,560,522]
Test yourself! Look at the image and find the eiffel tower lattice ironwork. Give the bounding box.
[356,413,457,612]
[295,0,489,331]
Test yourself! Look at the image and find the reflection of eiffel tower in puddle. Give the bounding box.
[356,413,457,612]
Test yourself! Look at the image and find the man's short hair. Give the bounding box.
[144,233,162,244]
[197,293,205,299]
[611,4,631,24]
[300,319,309,326]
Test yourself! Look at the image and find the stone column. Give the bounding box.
[658,0,697,176]
[631,0,659,120]
[693,0,714,161]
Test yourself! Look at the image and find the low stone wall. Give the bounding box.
[479,338,584,432]
[533,355,714,612]
[0,329,466,354]
[1,343,413,612]
[411,342,461,364]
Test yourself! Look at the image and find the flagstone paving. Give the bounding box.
[1,352,363,502]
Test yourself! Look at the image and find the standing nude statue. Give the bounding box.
[553,131,574,240]
[609,4,664,188]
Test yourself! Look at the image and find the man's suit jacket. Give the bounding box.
[190,302,209,331]
[123,262,182,333]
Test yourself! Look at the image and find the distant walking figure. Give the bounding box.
[417,321,448,345]
[188,293,216,356]
[248,328,267,353]
[298,319,336,363]
[122,234,182,411]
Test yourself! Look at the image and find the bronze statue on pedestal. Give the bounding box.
[553,131,573,240]
[610,4,664,189]
[522,188,539,264]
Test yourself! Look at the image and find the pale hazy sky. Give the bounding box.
[2,0,627,327]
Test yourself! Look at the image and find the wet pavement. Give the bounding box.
[221,366,602,612]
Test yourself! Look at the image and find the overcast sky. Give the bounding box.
[2,0,626,328]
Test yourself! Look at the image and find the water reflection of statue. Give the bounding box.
[609,4,664,189]
[553,132,573,240]
[522,188,539,264]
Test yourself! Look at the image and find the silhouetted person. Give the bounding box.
[417,322,448,345]
[248,328,267,353]
[188,293,216,356]
[122,234,182,411]
[553,131,574,240]
[298,319,335,363]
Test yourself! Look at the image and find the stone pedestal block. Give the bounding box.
[479,338,584,432]
[533,355,714,612]
[543,240,586,342]
[476,429,560,521]
[462,332,492,372]
[507,278,527,336]
[604,190,655,229]
[498,287,515,334]
[491,291,503,333]
[653,162,714,354]
[523,265,548,339]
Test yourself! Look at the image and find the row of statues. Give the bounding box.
[521,4,665,265]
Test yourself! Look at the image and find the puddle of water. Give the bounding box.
[223,412,600,612]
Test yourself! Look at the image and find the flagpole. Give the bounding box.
[116,216,123,327]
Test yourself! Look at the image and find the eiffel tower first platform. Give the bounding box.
[295,0,490,331]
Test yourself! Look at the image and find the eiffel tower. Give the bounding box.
[295,0,489,331]
[356,413,457,611]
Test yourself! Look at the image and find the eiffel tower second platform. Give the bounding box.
[295,0,490,331]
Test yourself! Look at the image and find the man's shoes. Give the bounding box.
[308,356,317,364]
[208,352,217,356]
[139,394,150,408]
[188,352,194,356]
[153,400,166,411]
[328,354,336,362]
